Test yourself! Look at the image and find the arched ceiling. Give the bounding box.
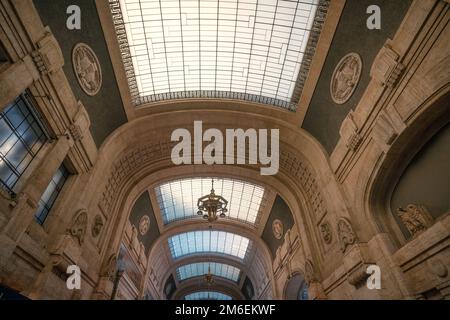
[91,108,333,299]
[109,0,326,110]
[154,177,266,225]
[144,187,276,300]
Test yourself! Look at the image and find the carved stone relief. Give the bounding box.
[319,221,332,244]
[32,31,64,75]
[279,150,327,220]
[92,214,104,238]
[72,43,102,96]
[139,215,150,236]
[396,204,434,238]
[370,41,404,88]
[102,254,117,280]
[337,217,356,253]
[427,259,448,278]
[272,219,284,240]
[330,53,362,104]
[304,259,318,284]
[67,209,88,245]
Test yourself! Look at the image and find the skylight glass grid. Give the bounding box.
[110,0,328,110]
[155,177,265,225]
[185,291,232,300]
[168,230,251,260]
[176,262,241,282]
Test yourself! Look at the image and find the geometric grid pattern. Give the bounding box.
[176,262,241,283]
[110,0,325,110]
[35,164,70,225]
[155,177,265,225]
[184,291,232,300]
[0,94,47,194]
[168,230,251,260]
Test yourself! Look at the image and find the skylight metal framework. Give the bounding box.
[168,230,251,260]
[184,291,232,300]
[109,0,330,110]
[176,262,241,283]
[155,177,265,225]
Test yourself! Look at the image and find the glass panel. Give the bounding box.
[35,164,69,225]
[111,0,321,109]
[155,177,265,225]
[0,94,47,193]
[176,262,241,282]
[184,291,232,300]
[168,230,251,260]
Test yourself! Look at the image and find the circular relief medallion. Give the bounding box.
[72,43,102,96]
[272,219,284,240]
[330,53,362,104]
[138,215,150,236]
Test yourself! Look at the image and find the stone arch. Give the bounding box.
[367,88,450,248]
[283,270,308,300]
[82,107,346,299]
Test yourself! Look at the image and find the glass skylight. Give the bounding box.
[168,230,251,260]
[110,0,328,110]
[184,291,232,300]
[176,262,241,283]
[155,177,265,225]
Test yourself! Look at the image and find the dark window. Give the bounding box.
[35,164,69,225]
[0,94,47,194]
[298,284,309,300]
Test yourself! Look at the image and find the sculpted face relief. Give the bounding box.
[171,121,279,175]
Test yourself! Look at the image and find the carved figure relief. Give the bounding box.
[67,209,88,245]
[330,53,362,104]
[396,204,433,238]
[92,214,104,238]
[139,215,150,236]
[337,217,356,252]
[272,219,284,240]
[319,221,333,244]
[72,43,102,96]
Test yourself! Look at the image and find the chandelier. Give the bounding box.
[197,179,228,223]
[204,265,214,285]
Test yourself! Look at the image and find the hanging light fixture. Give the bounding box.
[197,179,228,223]
[204,264,214,285]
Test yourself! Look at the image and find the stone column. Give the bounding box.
[0,135,73,268]
[0,55,39,110]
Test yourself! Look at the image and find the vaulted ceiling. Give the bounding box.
[110,0,323,110]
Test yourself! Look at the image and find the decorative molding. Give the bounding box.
[370,41,404,88]
[31,30,64,75]
[337,217,356,253]
[290,0,331,105]
[99,141,174,214]
[319,220,333,244]
[339,111,362,151]
[330,52,362,104]
[72,43,102,96]
[396,204,434,238]
[66,209,88,245]
[372,108,400,149]
[279,150,327,220]
[68,124,83,141]
[272,219,284,240]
